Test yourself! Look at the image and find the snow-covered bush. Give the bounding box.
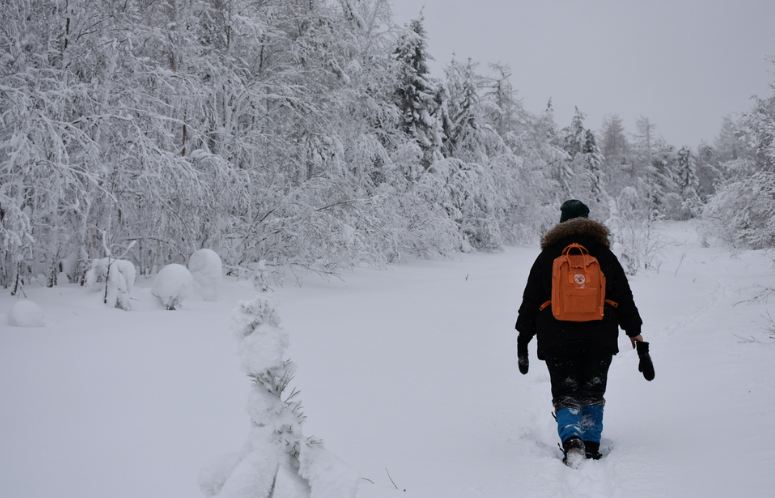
[188,249,222,301]
[701,171,775,249]
[152,264,194,311]
[7,299,45,327]
[607,187,662,275]
[85,258,137,294]
[84,258,135,310]
[201,295,358,498]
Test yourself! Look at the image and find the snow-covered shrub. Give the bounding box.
[84,258,135,310]
[188,249,222,301]
[152,264,194,310]
[85,258,137,294]
[7,299,45,327]
[701,171,775,249]
[607,187,662,275]
[202,296,357,498]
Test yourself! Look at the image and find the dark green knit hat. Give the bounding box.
[560,199,590,222]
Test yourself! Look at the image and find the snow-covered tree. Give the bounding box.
[559,108,606,214]
[672,146,702,219]
[441,58,480,159]
[393,16,442,169]
[583,129,606,206]
[695,143,722,201]
[607,186,661,275]
[702,69,775,248]
[203,294,358,498]
[0,0,576,286]
[715,115,745,164]
[742,95,775,172]
[631,116,658,185]
[482,64,523,147]
[643,145,678,219]
[702,170,775,249]
[599,114,631,192]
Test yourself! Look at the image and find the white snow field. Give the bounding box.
[1,221,774,498]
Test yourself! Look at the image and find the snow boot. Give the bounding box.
[584,441,603,460]
[561,437,586,468]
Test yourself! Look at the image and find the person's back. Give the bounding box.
[515,200,649,466]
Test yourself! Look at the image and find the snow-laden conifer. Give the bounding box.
[393,16,442,169]
[673,146,702,219]
[202,294,358,498]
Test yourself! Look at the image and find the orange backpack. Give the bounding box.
[539,243,617,322]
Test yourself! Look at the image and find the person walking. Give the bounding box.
[515,199,650,466]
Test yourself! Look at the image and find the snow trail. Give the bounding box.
[273,222,775,498]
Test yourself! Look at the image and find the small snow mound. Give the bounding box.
[188,248,222,301]
[7,300,45,327]
[152,264,194,310]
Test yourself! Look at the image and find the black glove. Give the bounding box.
[636,341,655,381]
[517,337,529,375]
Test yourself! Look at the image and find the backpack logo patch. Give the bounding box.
[574,273,586,286]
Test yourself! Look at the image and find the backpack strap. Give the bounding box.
[539,300,551,311]
[605,299,619,308]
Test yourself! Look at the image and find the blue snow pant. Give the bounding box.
[546,354,612,444]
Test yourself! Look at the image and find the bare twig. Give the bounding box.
[385,468,405,492]
[673,253,686,277]
[733,286,775,306]
[267,464,279,498]
[765,310,775,340]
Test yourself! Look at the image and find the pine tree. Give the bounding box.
[560,107,605,210]
[695,143,722,201]
[483,64,521,146]
[674,146,702,219]
[441,58,479,158]
[632,116,658,184]
[204,293,358,497]
[743,95,775,172]
[599,114,631,193]
[562,107,586,158]
[393,16,442,169]
[715,115,744,164]
[583,129,605,205]
[643,145,677,219]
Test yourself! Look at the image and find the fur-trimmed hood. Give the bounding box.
[541,218,610,250]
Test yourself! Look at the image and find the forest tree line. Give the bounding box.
[1,0,773,290]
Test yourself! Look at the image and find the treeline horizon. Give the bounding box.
[1,0,772,293]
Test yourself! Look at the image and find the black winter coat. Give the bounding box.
[515,218,642,360]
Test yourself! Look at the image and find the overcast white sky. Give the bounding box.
[389,0,775,147]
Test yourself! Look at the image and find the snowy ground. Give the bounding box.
[1,221,774,498]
